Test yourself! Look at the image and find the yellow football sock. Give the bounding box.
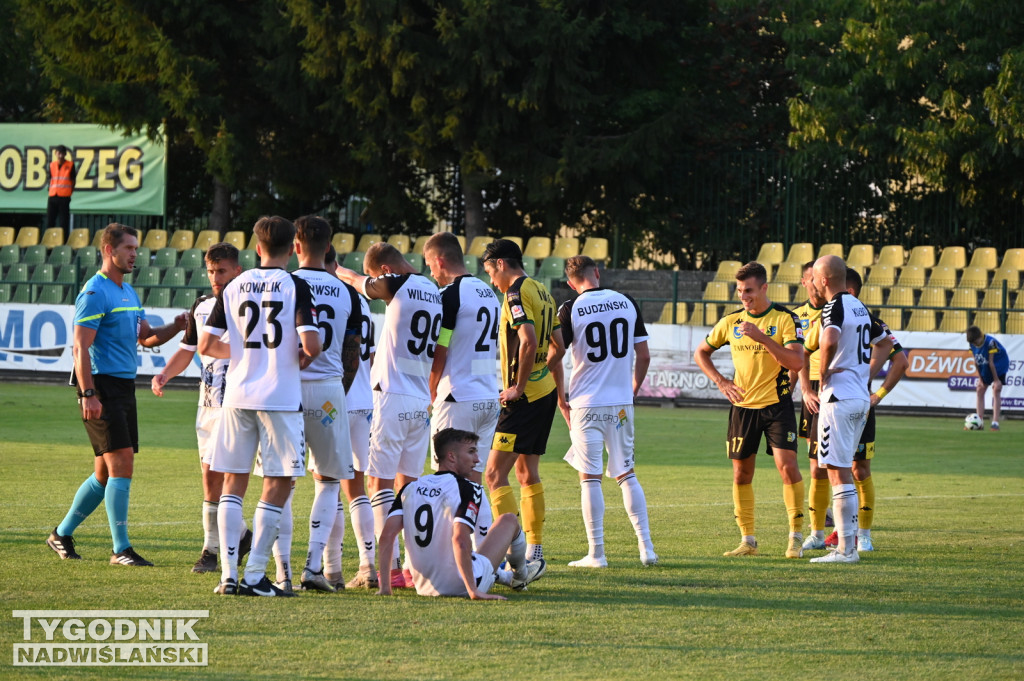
[783,481,805,535]
[809,477,830,531]
[520,482,545,545]
[490,485,518,520]
[733,483,755,537]
[855,476,875,530]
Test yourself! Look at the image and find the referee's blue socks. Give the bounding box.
[56,474,106,537]
[105,477,132,553]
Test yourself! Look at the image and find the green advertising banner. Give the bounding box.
[0,123,166,215]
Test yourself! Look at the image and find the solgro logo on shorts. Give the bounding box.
[320,400,338,426]
[615,409,628,430]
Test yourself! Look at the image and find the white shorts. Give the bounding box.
[816,398,869,469]
[348,409,372,473]
[212,408,306,478]
[302,379,353,480]
[563,405,636,478]
[367,391,430,479]
[469,552,496,595]
[429,397,500,473]
[195,406,224,466]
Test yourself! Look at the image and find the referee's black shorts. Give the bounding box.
[82,374,139,456]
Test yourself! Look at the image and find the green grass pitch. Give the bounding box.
[1,383,1022,680]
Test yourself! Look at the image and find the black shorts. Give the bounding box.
[82,375,139,456]
[979,371,1008,387]
[726,401,798,460]
[854,406,876,461]
[798,380,820,439]
[492,389,557,456]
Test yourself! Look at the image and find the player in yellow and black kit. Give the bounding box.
[694,261,807,558]
[481,239,565,562]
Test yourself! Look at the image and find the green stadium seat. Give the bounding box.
[536,256,566,285]
[133,266,161,289]
[135,246,151,266]
[178,248,203,270]
[74,246,98,266]
[35,284,66,305]
[463,255,479,274]
[238,249,256,270]
[520,255,537,276]
[287,253,299,271]
[342,251,365,272]
[161,267,186,288]
[0,283,9,302]
[29,264,54,283]
[22,244,47,266]
[55,265,77,285]
[369,298,386,314]
[188,266,210,287]
[172,288,197,308]
[5,263,29,282]
[80,265,100,283]
[936,246,966,270]
[47,245,73,267]
[0,245,21,267]
[11,284,31,303]
[405,252,425,273]
[145,288,171,307]
[153,247,178,268]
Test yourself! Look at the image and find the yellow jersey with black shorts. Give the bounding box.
[493,275,559,455]
[792,300,823,440]
[705,304,803,459]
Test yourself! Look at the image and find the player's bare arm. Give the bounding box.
[151,347,196,397]
[333,265,368,292]
[501,323,537,404]
[429,344,448,404]
[453,523,505,601]
[138,312,189,348]
[375,515,402,596]
[341,330,361,392]
[798,351,819,414]
[198,331,230,359]
[871,348,908,407]
[818,326,839,385]
[633,340,651,396]
[73,325,102,420]
[694,340,745,404]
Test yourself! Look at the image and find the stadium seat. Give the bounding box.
[581,237,609,264]
[906,245,936,269]
[193,229,219,252]
[657,302,689,324]
[343,251,364,272]
[755,242,785,267]
[387,234,411,253]
[169,230,195,252]
[966,247,997,271]
[865,264,895,288]
[405,252,425,273]
[0,245,21,267]
[926,266,958,290]
[141,229,167,251]
[552,237,580,259]
[1016,290,1024,310]
[133,266,160,289]
[178,249,203,270]
[455,235,466,252]
[877,308,904,331]
[35,284,66,305]
[287,253,299,271]
[906,310,937,332]
[938,310,968,333]
[369,298,386,315]
[145,288,171,308]
[74,246,98,267]
[972,310,1003,332]
[685,304,708,326]
[523,236,552,260]
[161,267,186,288]
[188,266,210,287]
[500,235,524,249]
[11,284,31,303]
[949,288,978,310]
[886,286,914,307]
[817,243,844,259]
[0,227,14,247]
[980,288,1009,310]
[859,285,883,307]
[238,249,256,270]
[332,232,355,255]
[22,245,47,266]
[172,288,196,308]
[917,287,946,308]
[520,255,537,276]
[895,264,926,288]
[958,266,989,289]
[153,247,178,268]
[463,255,479,275]
[536,256,566,286]
[1001,248,1024,270]
[246,233,259,251]
[410,235,431,254]
[223,231,246,251]
[935,246,966,270]
[1005,311,1024,334]
[876,245,906,268]
[15,227,40,248]
[846,244,874,269]
[990,265,1020,290]
[467,236,491,258]
[846,263,865,281]
[55,265,77,285]
[80,265,100,282]
[0,283,9,302]
[47,245,73,266]
[29,264,54,283]
[5,263,29,282]
[135,246,151,266]
[773,261,803,285]
[780,242,812,266]
[355,234,382,253]
[40,227,65,249]
[65,228,90,250]
[703,281,733,302]
[713,260,742,282]
[767,282,791,304]
[91,230,105,249]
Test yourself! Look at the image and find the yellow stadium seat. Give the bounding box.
[817,243,844,259]
[767,282,791,304]
[886,286,915,307]
[523,237,552,260]
[966,247,998,271]
[1015,289,1024,310]
[386,234,411,253]
[467,236,491,258]
[905,245,936,269]
[949,288,978,310]
[865,264,896,288]
[980,288,1009,310]
[411,235,431,254]
[990,265,1020,290]
[500,236,524,249]
[703,281,733,301]
[356,234,382,253]
[917,287,946,308]
[859,285,883,307]
[332,232,355,255]
[972,310,1003,331]
[906,310,937,332]
[784,242,814,265]
[193,229,219,252]
[713,260,742,282]
[846,244,875,269]
[936,246,966,270]
[41,227,65,249]
[142,229,167,251]
[774,261,804,285]
[223,231,246,251]
[938,310,968,333]
[15,227,40,248]
[581,237,609,263]
[846,264,865,282]
[92,230,105,249]
[755,242,785,266]
[958,266,989,289]
[0,227,14,247]
[246,232,259,251]
[926,266,958,290]
[657,302,689,324]
[168,230,195,252]
[686,305,708,326]
[552,237,580,259]
[455,235,466,252]
[895,264,926,288]
[1001,248,1024,270]
[876,245,906,268]
[66,228,90,250]
[1005,311,1024,334]
[877,308,904,330]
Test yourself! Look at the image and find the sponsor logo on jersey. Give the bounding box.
[398,410,430,422]
[511,304,525,318]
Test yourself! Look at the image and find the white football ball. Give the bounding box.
[964,413,983,430]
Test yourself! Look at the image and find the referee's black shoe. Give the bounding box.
[110,547,154,567]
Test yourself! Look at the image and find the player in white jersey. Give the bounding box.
[376,428,545,598]
[556,256,657,568]
[286,216,362,592]
[200,216,321,596]
[423,232,501,484]
[809,255,885,564]
[335,241,442,588]
[151,243,252,574]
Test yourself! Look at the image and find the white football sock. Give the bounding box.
[203,500,219,553]
[245,500,284,585]
[832,484,858,555]
[217,494,244,582]
[507,528,527,578]
[580,478,605,560]
[306,479,339,573]
[324,500,346,577]
[370,488,395,569]
[272,489,294,582]
[349,495,375,568]
[618,473,654,554]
